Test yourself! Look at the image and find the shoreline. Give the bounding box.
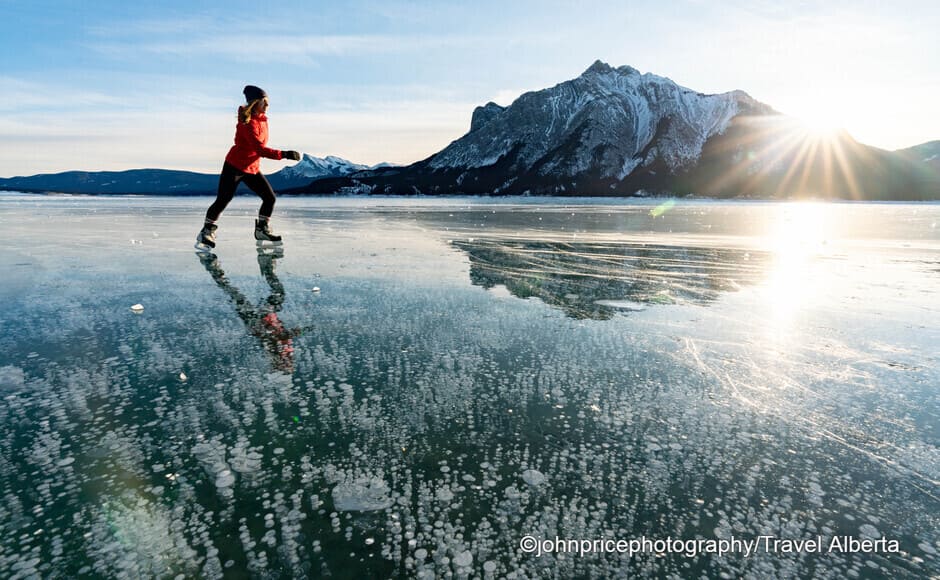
[2,190,939,205]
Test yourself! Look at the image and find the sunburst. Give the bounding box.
[703,114,865,199]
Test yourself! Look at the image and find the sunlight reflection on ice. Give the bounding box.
[762,202,830,333]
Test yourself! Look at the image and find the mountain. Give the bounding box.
[0,154,373,195]
[297,61,940,200]
[0,169,218,195]
[896,141,940,173]
[266,154,370,189]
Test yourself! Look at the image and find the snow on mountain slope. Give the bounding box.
[430,60,773,179]
[276,154,369,180]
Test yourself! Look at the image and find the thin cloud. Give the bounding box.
[0,73,242,115]
[0,96,479,174]
[84,14,227,37]
[0,77,128,111]
[88,32,490,63]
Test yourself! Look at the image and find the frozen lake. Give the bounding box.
[0,194,938,578]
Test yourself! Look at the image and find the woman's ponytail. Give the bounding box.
[239,99,262,124]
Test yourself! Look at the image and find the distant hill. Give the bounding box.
[0,169,217,195]
[896,141,940,173]
[295,61,940,200]
[0,154,377,195]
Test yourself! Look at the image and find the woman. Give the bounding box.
[196,85,301,250]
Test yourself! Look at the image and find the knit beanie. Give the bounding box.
[243,85,268,102]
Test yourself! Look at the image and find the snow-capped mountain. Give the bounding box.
[299,60,778,196]
[431,60,771,178]
[299,61,939,200]
[271,154,368,182]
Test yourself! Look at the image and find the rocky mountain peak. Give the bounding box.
[470,102,506,133]
[582,60,641,78]
[584,60,614,75]
[429,60,761,177]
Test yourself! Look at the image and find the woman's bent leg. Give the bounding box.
[243,172,277,218]
[206,163,243,222]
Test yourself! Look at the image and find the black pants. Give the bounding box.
[205,162,277,222]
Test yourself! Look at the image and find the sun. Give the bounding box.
[798,115,843,140]
[781,98,851,141]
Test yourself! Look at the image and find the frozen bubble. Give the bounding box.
[57,457,75,467]
[0,366,25,389]
[179,373,188,382]
[312,287,321,293]
[215,470,236,489]
[454,551,473,567]
[483,561,497,573]
[130,303,145,313]
[332,478,393,512]
[858,524,880,540]
[414,548,428,560]
[521,469,547,487]
[436,488,454,502]
[919,542,937,555]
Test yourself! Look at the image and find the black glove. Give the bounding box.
[283,150,301,161]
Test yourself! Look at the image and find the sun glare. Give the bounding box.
[768,202,828,256]
[781,96,849,137]
[803,121,840,143]
[798,116,842,141]
[762,203,830,332]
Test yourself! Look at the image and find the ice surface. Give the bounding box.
[0,195,938,578]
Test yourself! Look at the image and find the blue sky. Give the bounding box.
[2,0,938,176]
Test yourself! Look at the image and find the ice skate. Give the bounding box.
[195,222,218,252]
[254,217,283,246]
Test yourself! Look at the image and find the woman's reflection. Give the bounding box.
[197,248,302,374]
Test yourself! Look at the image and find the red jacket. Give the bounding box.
[225,110,282,174]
